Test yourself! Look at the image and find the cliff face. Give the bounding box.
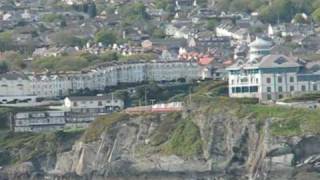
[2,97,320,180]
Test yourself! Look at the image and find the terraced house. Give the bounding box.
[0,61,205,103]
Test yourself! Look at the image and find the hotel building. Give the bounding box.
[227,37,320,102]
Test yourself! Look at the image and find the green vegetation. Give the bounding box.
[136,112,202,159]
[118,53,157,62]
[120,2,149,23]
[72,2,97,18]
[94,29,118,46]
[312,7,320,22]
[162,119,202,158]
[151,28,166,39]
[155,0,175,11]
[0,31,14,52]
[51,31,87,47]
[214,0,320,24]
[41,14,64,23]
[31,51,158,71]
[0,61,9,74]
[207,19,218,31]
[32,55,91,71]
[149,113,182,146]
[0,130,83,165]
[82,113,129,142]
[0,108,10,130]
[193,94,320,137]
[282,93,320,102]
[31,52,117,71]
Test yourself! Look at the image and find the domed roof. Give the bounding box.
[249,37,273,48]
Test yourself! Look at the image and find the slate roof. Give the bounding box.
[0,72,29,80]
[66,95,114,101]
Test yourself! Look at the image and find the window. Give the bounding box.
[278,86,283,92]
[289,77,294,83]
[278,77,282,83]
[266,78,271,83]
[313,84,318,91]
[267,87,271,92]
[267,94,272,100]
[290,86,294,91]
[250,86,258,92]
[236,87,241,93]
[73,102,77,107]
[242,86,249,92]
[301,85,306,91]
[256,78,259,83]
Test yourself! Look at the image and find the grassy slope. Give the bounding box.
[82,112,129,143]
[0,130,83,166]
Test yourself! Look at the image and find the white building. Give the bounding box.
[0,72,36,103]
[31,75,71,97]
[64,95,124,128]
[64,95,124,112]
[248,37,273,62]
[0,61,206,100]
[216,23,248,41]
[227,54,320,102]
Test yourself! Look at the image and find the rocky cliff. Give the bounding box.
[1,84,320,180]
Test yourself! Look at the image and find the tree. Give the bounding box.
[94,30,117,46]
[152,28,166,38]
[52,31,86,47]
[0,31,13,52]
[120,2,149,27]
[293,13,309,24]
[312,8,320,22]
[207,19,217,31]
[258,0,294,23]
[0,61,9,74]
[88,2,97,18]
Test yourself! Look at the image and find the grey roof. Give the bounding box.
[258,55,302,68]
[227,54,302,70]
[249,37,273,48]
[66,96,115,101]
[0,72,29,81]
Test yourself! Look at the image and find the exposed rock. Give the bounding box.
[2,104,320,180]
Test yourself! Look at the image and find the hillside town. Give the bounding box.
[0,0,319,133]
[2,0,320,180]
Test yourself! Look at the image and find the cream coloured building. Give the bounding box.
[227,54,320,102]
[0,61,207,100]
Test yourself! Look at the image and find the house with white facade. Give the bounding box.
[216,23,249,41]
[64,95,124,112]
[64,95,124,128]
[227,34,320,102]
[0,72,36,103]
[0,60,207,101]
[31,74,72,97]
[227,55,305,101]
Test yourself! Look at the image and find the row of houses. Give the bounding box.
[0,60,209,103]
[12,95,124,132]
